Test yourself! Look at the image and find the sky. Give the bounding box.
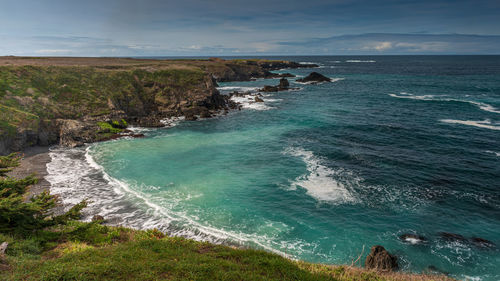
[1,0,500,56]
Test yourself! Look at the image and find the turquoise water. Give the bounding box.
[49,56,500,280]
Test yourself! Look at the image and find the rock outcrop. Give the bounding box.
[296,72,331,84]
[365,245,398,271]
[260,78,295,92]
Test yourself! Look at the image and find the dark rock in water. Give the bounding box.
[426,265,449,275]
[254,96,264,103]
[261,85,279,92]
[439,232,466,242]
[279,78,290,89]
[471,237,496,248]
[130,134,145,138]
[260,78,294,92]
[92,215,105,222]
[279,73,295,78]
[399,233,427,244]
[365,245,398,271]
[296,72,331,83]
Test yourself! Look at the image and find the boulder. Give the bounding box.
[365,245,398,271]
[399,233,427,245]
[255,96,264,103]
[92,215,105,222]
[296,72,331,83]
[279,78,290,89]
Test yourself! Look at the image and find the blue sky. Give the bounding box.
[1,0,499,56]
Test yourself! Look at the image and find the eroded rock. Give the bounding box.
[365,245,398,271]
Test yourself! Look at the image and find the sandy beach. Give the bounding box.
[7,146,52,199]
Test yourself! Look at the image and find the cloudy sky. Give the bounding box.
[1,0,499,56]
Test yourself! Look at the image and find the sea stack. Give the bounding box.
[296,72,331,83]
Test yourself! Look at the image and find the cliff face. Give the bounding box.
[0,57,310,154]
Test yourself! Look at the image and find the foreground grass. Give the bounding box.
[0,222,453,281]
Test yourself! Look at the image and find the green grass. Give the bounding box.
[0,222,453,281]
[0,65,209,135]
[97,122,123,134]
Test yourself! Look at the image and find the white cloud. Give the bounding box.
[34,49,72,54]
[362,41,393,51]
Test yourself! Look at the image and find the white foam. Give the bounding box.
[127,126,154,133]
[345,60,376,63]
[160,116,185,128]
[485,150,500,157]
[230,94,273,111]
[440,119,500,130]
[298,62,318,65]
[404,237,422,245]
[217,86,260,92]
[389,92,500,114]
[294,77,344,85]
[284,147,356,204]
[328,61,342,63]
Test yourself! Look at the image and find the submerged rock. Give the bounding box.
[365,245,398,271]
[261,85,279,92]
[426,265,449,275]
[471,237,496,248]
[296,72,331,83]
[439,232,467,242]
[399,233,427,245]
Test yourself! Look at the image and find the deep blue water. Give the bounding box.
[48,56,500,280]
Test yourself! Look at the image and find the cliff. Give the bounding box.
[0,57,310,154]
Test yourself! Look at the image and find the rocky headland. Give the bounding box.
[0,57,314,154]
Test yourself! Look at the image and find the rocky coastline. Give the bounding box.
[0,57,316,154]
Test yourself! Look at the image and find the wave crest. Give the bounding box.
[284,147,357,204]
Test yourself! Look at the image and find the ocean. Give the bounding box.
[46,56,500,280]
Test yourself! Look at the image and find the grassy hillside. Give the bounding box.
[0,221,453,281]
[0,65,206,133]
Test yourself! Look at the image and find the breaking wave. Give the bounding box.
[284,147,357,204]
[440,119,500,130]
[389,92,500,114]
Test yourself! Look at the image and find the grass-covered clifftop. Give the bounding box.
[0,57,303,154]
[0,222,454,281]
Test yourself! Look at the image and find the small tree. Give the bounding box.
[0,153,86,235]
